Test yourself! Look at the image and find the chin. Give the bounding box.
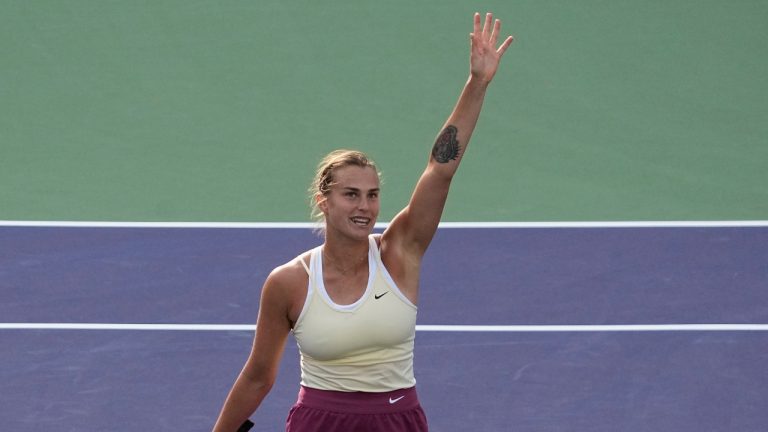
[349,222,376,238]
[352,225,375,237]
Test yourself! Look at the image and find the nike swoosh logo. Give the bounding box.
[389,395,405,404]
[374,292,388,300]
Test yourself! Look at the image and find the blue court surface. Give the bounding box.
[2,224,767,431]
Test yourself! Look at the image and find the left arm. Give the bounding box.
[384,12,514,258]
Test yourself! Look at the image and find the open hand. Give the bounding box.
[470,12,514,83]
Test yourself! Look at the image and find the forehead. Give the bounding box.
[331,165,380,189]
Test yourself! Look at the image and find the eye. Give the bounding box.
[345,191,358,198]
[368,192,379,199]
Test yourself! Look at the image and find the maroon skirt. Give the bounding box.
[286,386,428,432]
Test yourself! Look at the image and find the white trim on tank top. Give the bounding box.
[312,242,376,312]
[368,235,417,310]
[294,236,417,328]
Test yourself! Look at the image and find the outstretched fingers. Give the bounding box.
[473,12,513,49]
[469,11,515,81]
[489,18,500,45]
[472,12,481,38]
[497,35,514,56]
[483,12,493,39]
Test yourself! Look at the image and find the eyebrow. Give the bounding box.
[340,187,380,193]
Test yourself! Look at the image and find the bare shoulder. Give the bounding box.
[269,251,310,288]
[261,251,312,324]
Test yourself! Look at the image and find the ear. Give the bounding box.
[316,193,328,214]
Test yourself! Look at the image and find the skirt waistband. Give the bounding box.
[296,386,420,414]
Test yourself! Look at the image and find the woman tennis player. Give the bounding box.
[213,12,514,432]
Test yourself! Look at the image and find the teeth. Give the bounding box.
[351,217,370,225]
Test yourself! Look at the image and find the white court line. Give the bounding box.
[1,220,767,228]
[3,223,765,334]
[1,323,767,332]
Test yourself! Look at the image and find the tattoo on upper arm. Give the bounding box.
[431,125,460,163]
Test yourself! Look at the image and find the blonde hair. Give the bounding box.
[309,149,380,225]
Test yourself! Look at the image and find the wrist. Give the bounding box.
[466,74,491,91]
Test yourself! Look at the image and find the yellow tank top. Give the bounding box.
[292,235,418,392]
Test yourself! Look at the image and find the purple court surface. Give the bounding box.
[2,225,767,431]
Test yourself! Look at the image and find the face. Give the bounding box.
[317,165,380,240]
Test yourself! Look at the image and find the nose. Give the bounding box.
[358,196,370,211]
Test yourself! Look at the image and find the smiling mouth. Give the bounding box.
[350,217,371,227]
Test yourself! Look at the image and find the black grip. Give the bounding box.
[236,419,254,432]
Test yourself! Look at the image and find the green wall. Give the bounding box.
[2,1,766,221]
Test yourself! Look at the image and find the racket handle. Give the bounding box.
[236,419,254,432]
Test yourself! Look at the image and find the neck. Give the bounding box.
[322,235,369,276]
